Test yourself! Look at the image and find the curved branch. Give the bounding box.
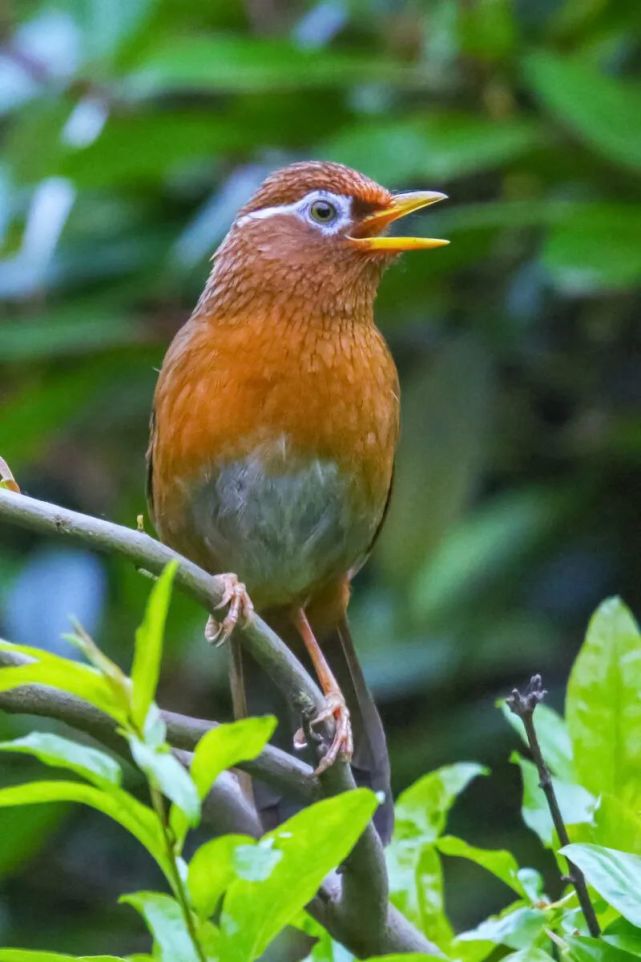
[0,488,437,957]
[0,649,319,805]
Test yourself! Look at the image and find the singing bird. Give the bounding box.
[147,161,447,839]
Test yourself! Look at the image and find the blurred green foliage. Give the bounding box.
[0,0,640,953]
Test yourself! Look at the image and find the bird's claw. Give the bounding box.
[204,574,254,646]
[295,690,353,775]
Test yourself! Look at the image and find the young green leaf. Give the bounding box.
[524,52,641,171]
[219,789,378,962]
[0,732,122,789]
[394,763,488,843]
[566,598,641,802]
[0,780,169,877]
[561,843,641,927]
[188,834,254,920]
[388,763,487,947]
[131,561,178,730]
[566,935,639,962]
[0,954,126,961]
[190,716,277,799]
[121,891,201,962]
[363,956,441,961]
[603,918,641,957]
[457,905,547,950]
[0,641,129,722]
[436,835,527,897]
[502,951,556,962]
[170,715,276,846]
[126,735,200,826]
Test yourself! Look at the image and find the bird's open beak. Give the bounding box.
[348,190,449,253]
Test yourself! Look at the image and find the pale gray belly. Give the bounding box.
[190,448,376,606]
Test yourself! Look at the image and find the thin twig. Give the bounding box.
[507,674,600,938]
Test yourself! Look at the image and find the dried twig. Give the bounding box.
[507,674,600,938]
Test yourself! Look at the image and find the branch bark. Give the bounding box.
[0,488,437,957]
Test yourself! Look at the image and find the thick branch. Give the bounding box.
[0,488,437,956]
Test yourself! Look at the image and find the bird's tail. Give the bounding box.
[229,617,393,843]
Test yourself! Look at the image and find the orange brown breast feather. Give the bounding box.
[148,161,447,820]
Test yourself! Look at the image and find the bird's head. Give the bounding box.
[202,161,448,323]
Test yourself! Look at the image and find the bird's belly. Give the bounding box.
[190,446,377,607]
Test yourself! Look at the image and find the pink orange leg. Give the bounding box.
[292,607,353,774]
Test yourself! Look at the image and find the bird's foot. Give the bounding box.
[205,573,254,646]
[295,689,353,775]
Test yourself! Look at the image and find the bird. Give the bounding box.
[147,161,447,841]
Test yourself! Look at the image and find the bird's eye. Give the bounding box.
[309,199,338,224]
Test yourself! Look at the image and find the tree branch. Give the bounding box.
[0,487,437,957]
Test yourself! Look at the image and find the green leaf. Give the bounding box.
[233,839,282,882]
[323,113,543,185]
[457,905,547,949]
[561,843,641,927]
[0,732,122,788]
[0,302,141,362]
[498,699,574,780]
[0,780,169,877]
[190,716,276,799]
[0,640,129,723]
[566,598,641,802]
[121,891,200,962]
[0,953,126,961]
[591,794,641,855]
[378,340,494,584]
[511,753,595,847]
[127,735,200,826]
[603,918,641,956]
[502,951,556,962]
[388,763,487,947]
[436,835,527,897]
[125,36,423,96]
[394,763,488,844]
[541,207,641,293]
[363,956,440,961]
[170,716,276,846]
[131,561,177,730]
[412,488,559,622]
[566,935,640,962]
[219,789,378,962]
[188,834,254,920]
[524,52,641,170]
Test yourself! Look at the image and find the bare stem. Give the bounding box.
[507,674,600,938]
[148,784,207,962]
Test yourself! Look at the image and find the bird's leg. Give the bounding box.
[205,573,254,647]
[292,607,353,774]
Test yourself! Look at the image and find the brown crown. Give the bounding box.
[237,161,392,218]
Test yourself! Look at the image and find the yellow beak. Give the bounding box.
[349,190,449,253]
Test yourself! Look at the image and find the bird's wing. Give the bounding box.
[348,463,394,579]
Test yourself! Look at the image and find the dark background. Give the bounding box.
[0,0,640,954]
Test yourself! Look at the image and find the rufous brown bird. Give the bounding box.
[147,161,447,840]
